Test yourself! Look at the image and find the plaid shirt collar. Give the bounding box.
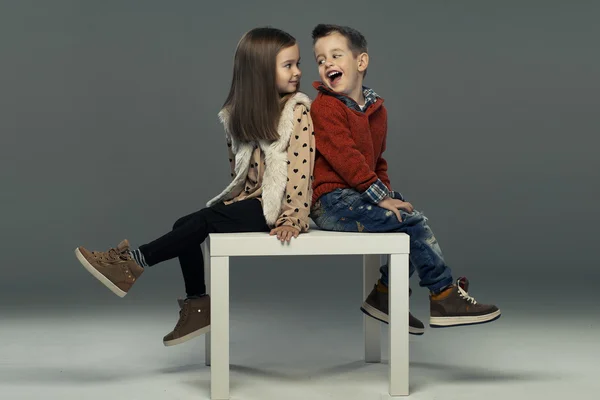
[361,87,378,111]
[316,82,380,113]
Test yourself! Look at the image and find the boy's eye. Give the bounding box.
[318,60,325,65]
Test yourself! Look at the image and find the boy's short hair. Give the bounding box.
[311,24,369,77]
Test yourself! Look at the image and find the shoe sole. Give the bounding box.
[360,303,425,335]
[429,309,502,327]
[75,248,127,298]
[163,325,211,347]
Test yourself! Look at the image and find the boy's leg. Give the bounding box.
[312,189,452,291]
[312,189,500,327]
[365,264,425,335]
[312,190,425,334]
[379,257,415,287]
[378,260,424,332]
[362,208,500,327]
[374,211,453,293]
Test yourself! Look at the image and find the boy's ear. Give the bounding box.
[357,52,369,73]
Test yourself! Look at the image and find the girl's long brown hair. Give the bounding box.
[222,27,297,143]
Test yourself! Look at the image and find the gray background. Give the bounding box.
[1,1,599,399]
[2,0,598,305]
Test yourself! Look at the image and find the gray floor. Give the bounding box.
[2,284,599,400]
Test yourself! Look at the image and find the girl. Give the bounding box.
[74,27,314,347]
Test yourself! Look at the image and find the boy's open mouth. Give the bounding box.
[327,70,342,86]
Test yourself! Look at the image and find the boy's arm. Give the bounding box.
[276,105,315,232]
[375,156,391,189]
[375,151,405,200]
[312,104,391,204]
[375,125,392,190]
[374,116,407,200]
[374,130,405,199]
[377,158,404,200]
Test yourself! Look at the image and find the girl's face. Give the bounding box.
[275,44,302,95]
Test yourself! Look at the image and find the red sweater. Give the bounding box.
[310,81,391,203]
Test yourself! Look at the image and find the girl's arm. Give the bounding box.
[226,136,236,179]
[275,105,315,233]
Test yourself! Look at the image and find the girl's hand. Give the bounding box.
[269,226,300,243]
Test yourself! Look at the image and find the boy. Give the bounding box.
[309,24,500,335]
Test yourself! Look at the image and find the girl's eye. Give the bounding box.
[318,60,324,65]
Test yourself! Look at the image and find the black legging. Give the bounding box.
[139,199,270,296]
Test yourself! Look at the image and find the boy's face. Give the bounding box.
[314,32,366,98]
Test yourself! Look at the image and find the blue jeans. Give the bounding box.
[310,189,453,294]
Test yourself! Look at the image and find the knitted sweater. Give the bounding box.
[310,81,391,204]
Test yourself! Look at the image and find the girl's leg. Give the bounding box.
[75,199,270,346]
[75,199,269,298]
[138,198,270,296]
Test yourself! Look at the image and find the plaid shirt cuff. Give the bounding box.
[361,179,391,204]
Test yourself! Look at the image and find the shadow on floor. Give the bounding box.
[161,358,565,394]
[0,359,565,395]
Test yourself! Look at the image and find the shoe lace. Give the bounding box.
[93,248,129,262]
[174,305,190,330]
[458,285,477,304]
[107,248,121,261]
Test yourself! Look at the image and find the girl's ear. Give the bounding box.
[357,52,369,73]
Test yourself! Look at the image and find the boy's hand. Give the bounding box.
[377,198,414,222]
[392,199,414,214]
[270,226,300,243]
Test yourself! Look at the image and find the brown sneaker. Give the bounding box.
[360,281,425,335]
[163,296,211,347]
[429,277,501,327]
[74,239,143,298]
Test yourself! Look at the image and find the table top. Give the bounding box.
[206,229,409,257]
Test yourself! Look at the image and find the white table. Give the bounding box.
[201,228,410,399]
